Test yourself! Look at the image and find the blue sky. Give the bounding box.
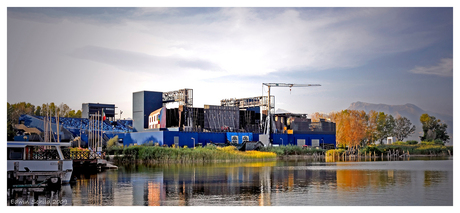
[6,7,453,119]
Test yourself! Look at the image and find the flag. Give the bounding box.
[102,109,106,121]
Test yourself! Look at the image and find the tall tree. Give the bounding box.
[420,114,449,143]
[58,103,71,117]
[310,112,330,122]
[365,110,379,145]
[376,112,395,144]
[393,116,416,141]
[35,106,41,116]
[329,109,367,149]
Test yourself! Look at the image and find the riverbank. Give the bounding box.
[106,143,452,164]
[107,145,277,163]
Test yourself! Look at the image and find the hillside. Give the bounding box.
[347,101,453,145]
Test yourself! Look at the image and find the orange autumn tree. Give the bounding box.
[365,110,379,145]
[329,110,367,149]
[310,112,330,122]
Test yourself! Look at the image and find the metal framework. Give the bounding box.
[220,95,275,110]
[162,88,193,107]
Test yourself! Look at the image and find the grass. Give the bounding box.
[259,145,326,156]
[325,149,345,157]
[357,142,453,156]
[111,144,277,163]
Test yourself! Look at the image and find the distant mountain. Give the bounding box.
[348,101,453,145]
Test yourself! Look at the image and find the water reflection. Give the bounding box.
[8,184,72,206]
[7,158,453,206]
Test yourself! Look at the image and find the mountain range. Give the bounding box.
[347,101,453,145]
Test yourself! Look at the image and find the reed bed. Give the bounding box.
[111,144,277,162]
[325,149,346,157]
[358,142,452,156]
[259,145,326,156]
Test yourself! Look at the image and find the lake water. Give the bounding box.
[8,157,453,206]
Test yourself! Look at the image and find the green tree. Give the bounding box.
[58,103,71,117]
[7,103,15,140]
[420,114,449,143]
[75,110,82,118]
[68,109,82,118]
[35,106,41,116]
[7,102,36,140]
[376,112,395,144]
[394,116,416,141]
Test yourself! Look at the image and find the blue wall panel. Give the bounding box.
[114,131,164,146]
[286,133,336,147]
[272,133,289,145]
[198,132,226,145]
[163,131,179,146]
[179,132,199,147]
[225,132,252,144]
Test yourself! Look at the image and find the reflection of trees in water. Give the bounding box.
[336,170,407,191]
[424,171,446,187]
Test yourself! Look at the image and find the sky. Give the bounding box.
[6,7,453,119]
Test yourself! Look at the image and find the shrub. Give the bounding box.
[406,140,418,145]
[106,136,119,149]
[393,141,406,145]
[421,141,435,145]
[433,139,444,145]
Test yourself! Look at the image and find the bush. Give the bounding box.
[106,136,119,149]
[433,139,444,145]
[393,141,406,145]
[421,141,435,145]
[406,140,418,145]
[259,145,325,156]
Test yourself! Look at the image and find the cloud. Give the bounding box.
[69,45,223,73]
[10,8,449,77]
[409,58,453,77]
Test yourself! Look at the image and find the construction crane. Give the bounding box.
[261,83,321,145]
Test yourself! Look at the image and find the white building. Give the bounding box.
[386,137,396,144]
[148,108,162,129]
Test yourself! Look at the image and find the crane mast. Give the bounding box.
[262,83,321,145]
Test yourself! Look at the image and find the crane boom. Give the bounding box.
[261,82,321,146]
[263,83,321,87]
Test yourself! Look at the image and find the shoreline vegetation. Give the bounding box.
[106,141,452,164]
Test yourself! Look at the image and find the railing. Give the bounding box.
[32,150,60,160]
[61,149,103,160]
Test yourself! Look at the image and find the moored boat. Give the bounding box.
[7,141,73,187]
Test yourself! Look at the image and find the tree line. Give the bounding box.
[311,110,449,149]
[7,102,82,140]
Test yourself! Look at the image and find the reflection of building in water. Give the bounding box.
[145,173,165,206]
[8,186,72,206]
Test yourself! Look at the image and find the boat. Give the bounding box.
[7,141,73,188]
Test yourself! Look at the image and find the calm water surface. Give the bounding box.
[8,157,453,206]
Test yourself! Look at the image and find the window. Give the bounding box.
[232,136,238,143]
[8,148,24,160]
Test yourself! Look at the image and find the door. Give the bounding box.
[174,136,179,147]
[297,139,305,147]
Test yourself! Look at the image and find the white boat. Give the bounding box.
[7,142,73,185]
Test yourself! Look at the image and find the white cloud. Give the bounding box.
[409,58,453,77]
